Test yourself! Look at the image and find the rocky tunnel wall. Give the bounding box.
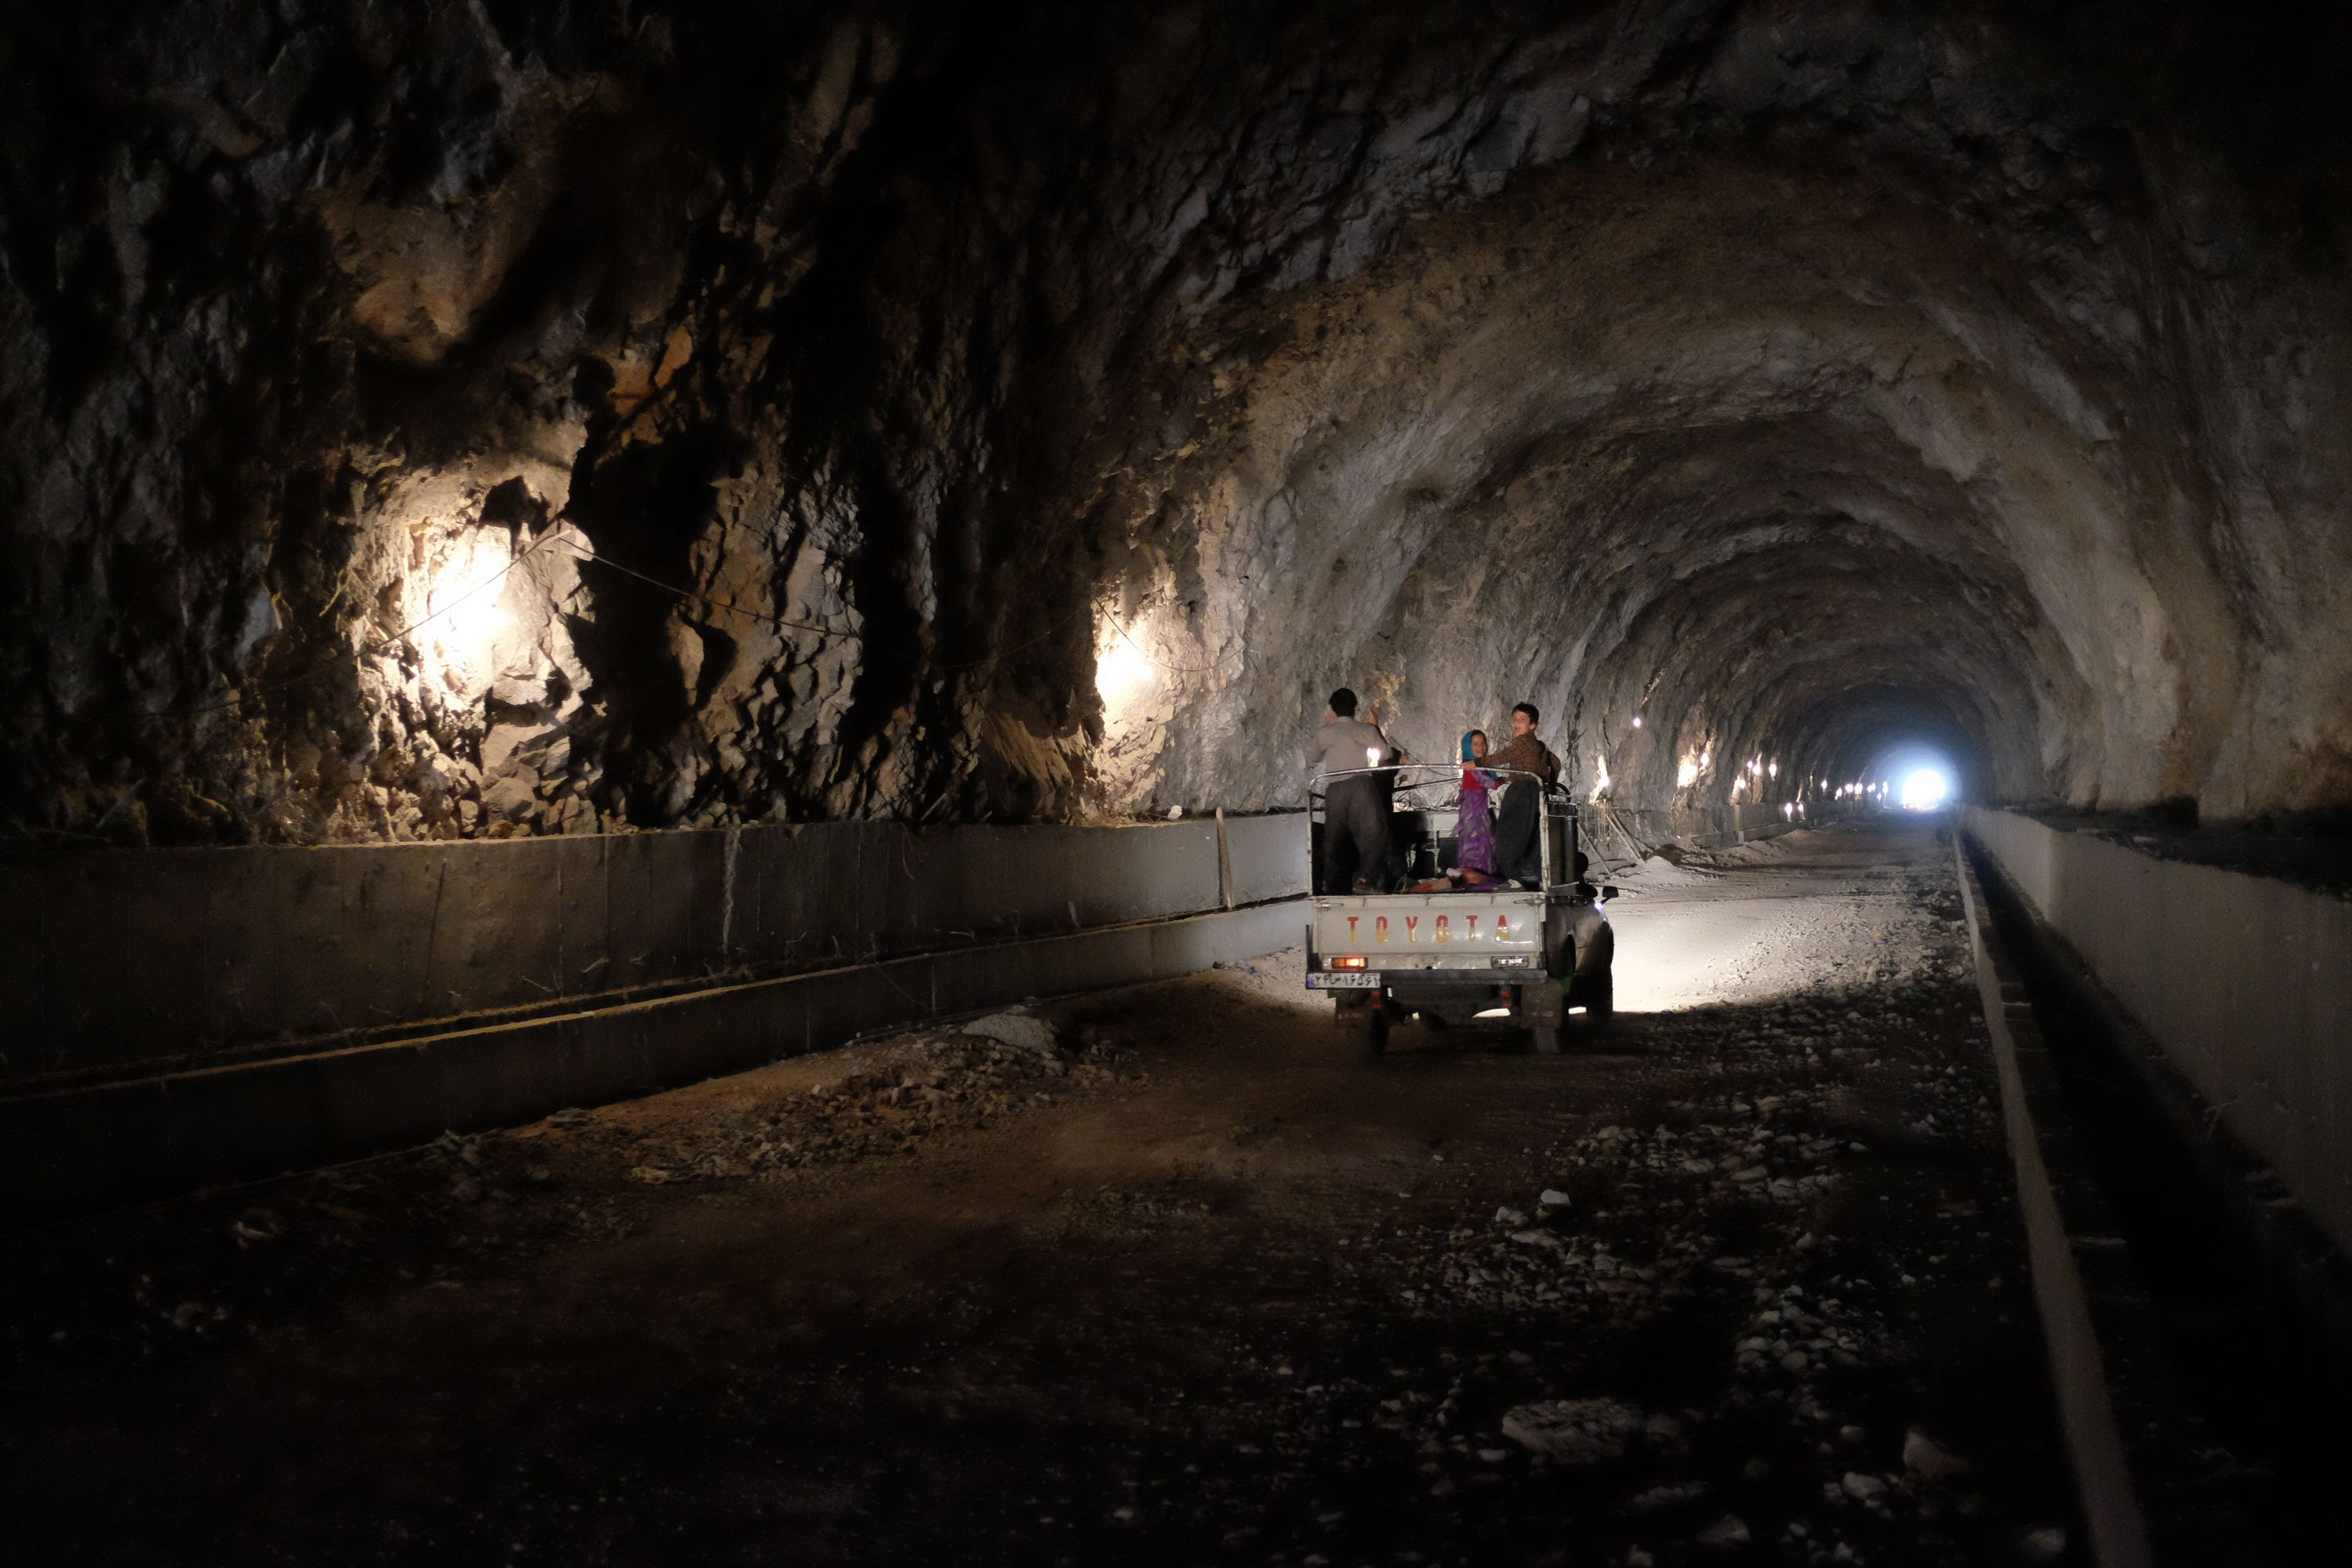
[5,0,2350,855]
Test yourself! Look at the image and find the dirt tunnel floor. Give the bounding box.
[1,823,2088,1566]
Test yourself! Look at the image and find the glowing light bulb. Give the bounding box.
[417,529,517,694]
[1094,636,1155,708]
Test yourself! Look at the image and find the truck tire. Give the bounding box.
[1366,1007,1391,1057]
[1532,1023,1563,1055]
[1581,970,1614,1032]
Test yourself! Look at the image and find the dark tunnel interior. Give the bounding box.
[5,3,2352,1565]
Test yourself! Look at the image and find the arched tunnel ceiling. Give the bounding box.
[4,0,2350,844]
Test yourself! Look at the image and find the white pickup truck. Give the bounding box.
[1305,764,1616,1054]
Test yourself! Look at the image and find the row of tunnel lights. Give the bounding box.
[1680,750,1951,812]
[1098,618,1955,813]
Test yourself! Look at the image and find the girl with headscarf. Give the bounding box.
[1454,729,1498,879]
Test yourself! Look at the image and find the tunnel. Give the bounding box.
[4,2,2351,1563]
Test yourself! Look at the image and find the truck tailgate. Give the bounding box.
[1312,892,1543,967]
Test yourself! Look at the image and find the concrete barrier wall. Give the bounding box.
[0,898,1304,1226]
[1965,807,2352,1261]
[2,813,1310,1087]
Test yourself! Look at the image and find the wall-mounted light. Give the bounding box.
[417,528,518,696]
[1094,633,1156,710]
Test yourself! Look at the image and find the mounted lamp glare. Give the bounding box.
[1094,633,1155,708]
[417,528,518,695]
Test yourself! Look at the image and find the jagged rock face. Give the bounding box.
[4,0,2348,844]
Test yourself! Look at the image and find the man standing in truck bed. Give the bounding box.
[1306,687,1405,894]
[1485,701,1561,884]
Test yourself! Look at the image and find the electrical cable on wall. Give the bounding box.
[1104,613,1245,677]
[543,536,1093,672]
[96,527,574,724]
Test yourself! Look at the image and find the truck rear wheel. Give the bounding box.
[1580,971,1614,1032]
[1532,1023,1563,1055]
[1365,1007,1391,1057]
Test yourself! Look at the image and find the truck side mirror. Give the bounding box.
[1601,885,1620,899]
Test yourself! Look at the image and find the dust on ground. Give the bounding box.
[0,824,2083,1566]
[1603,827,1969,1012]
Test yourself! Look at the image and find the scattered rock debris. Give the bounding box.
[604,1011,1127,1185]
[1501,1397,1648,1465]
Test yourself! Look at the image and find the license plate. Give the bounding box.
[1308,971,1381,989]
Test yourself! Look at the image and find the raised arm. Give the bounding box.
[1361,705,1406,764]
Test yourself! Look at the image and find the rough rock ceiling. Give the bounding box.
[4,0,2348,844]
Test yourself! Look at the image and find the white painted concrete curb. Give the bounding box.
[1956,841,2154,1568]
[1963,807,2352,1261]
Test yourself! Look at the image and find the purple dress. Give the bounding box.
[1455,767,1497,874]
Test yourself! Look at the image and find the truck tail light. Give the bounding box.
[1331,955,1367,970]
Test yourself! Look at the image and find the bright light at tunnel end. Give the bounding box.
[1898,768,1953,811]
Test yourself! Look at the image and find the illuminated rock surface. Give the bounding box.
[5,0,2349,841]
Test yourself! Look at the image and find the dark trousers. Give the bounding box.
[1323,776,1396,893]
[1493,780,1543,884]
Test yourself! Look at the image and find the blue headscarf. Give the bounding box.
[1460,729,1483,763]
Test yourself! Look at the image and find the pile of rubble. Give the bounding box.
[588,1011,1131,1187]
